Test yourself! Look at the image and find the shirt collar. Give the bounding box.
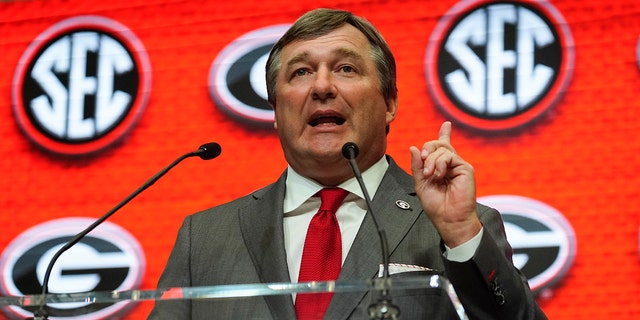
[283,156,389,213]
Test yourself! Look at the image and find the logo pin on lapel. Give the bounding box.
[395,200,411,210]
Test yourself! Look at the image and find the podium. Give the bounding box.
[0,274,468,319]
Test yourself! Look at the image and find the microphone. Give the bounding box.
[32,142,222,320]
[341,142,398,320]
[197,142,223,160]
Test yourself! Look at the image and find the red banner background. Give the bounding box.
[1,0,639,318]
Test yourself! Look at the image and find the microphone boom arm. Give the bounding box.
[342,142,398,320]
[345,157,390,280]
[33,143,221,319]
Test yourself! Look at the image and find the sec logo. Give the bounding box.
[0,218,145,319]
[425,0,574,132]
[478,195,576,293]
[12,15,151,156]
[208,25,290,126]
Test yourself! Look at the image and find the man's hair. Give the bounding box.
[265,8,397,106]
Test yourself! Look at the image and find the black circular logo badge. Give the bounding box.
[0,218,146,319]
[208,25,290,126]
[12,16,151,155]
[425,0,574,131]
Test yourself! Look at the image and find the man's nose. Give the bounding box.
[311,68,337,100]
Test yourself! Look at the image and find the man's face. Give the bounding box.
[272,24,397,184]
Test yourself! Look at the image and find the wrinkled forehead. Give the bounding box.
[279,24,371,62]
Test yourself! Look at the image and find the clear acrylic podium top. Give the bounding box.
[0,274,468,319]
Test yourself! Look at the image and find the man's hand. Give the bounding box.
[409,121,482,248]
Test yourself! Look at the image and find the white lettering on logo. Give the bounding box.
[30,31,133,140]
[444,4,556,116]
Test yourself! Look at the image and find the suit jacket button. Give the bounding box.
[489,280,505,305]
[494,291,505,305]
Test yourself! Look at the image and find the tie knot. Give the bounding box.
[318,188,349,213]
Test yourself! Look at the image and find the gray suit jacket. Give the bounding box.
[148,158,546,319]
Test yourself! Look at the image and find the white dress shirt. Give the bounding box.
[282,156,482,285]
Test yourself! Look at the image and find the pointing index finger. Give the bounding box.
[439,121,452,143]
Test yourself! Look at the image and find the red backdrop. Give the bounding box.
[1,0,639,319]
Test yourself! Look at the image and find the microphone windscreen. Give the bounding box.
[341,142,359,159]
[198,142,222,160]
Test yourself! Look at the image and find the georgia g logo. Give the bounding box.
[0,218,146,319]
[208,25,290,126]
[478,195,576,293]
[12,16,151,156]
[425,0,574,132]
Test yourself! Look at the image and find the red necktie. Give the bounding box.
[295,188,350,320]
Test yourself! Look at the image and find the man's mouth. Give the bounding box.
[309,115,346,127]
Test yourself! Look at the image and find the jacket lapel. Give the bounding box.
[238,172,297,319]
[326,159,424,319]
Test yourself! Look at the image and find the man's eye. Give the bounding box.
[340,65,354,73]
[294,69,307,77]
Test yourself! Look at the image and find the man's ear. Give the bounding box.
[270,102,278,129]
[385,96,398,124]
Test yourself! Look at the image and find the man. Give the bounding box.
[148,8,547,319]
